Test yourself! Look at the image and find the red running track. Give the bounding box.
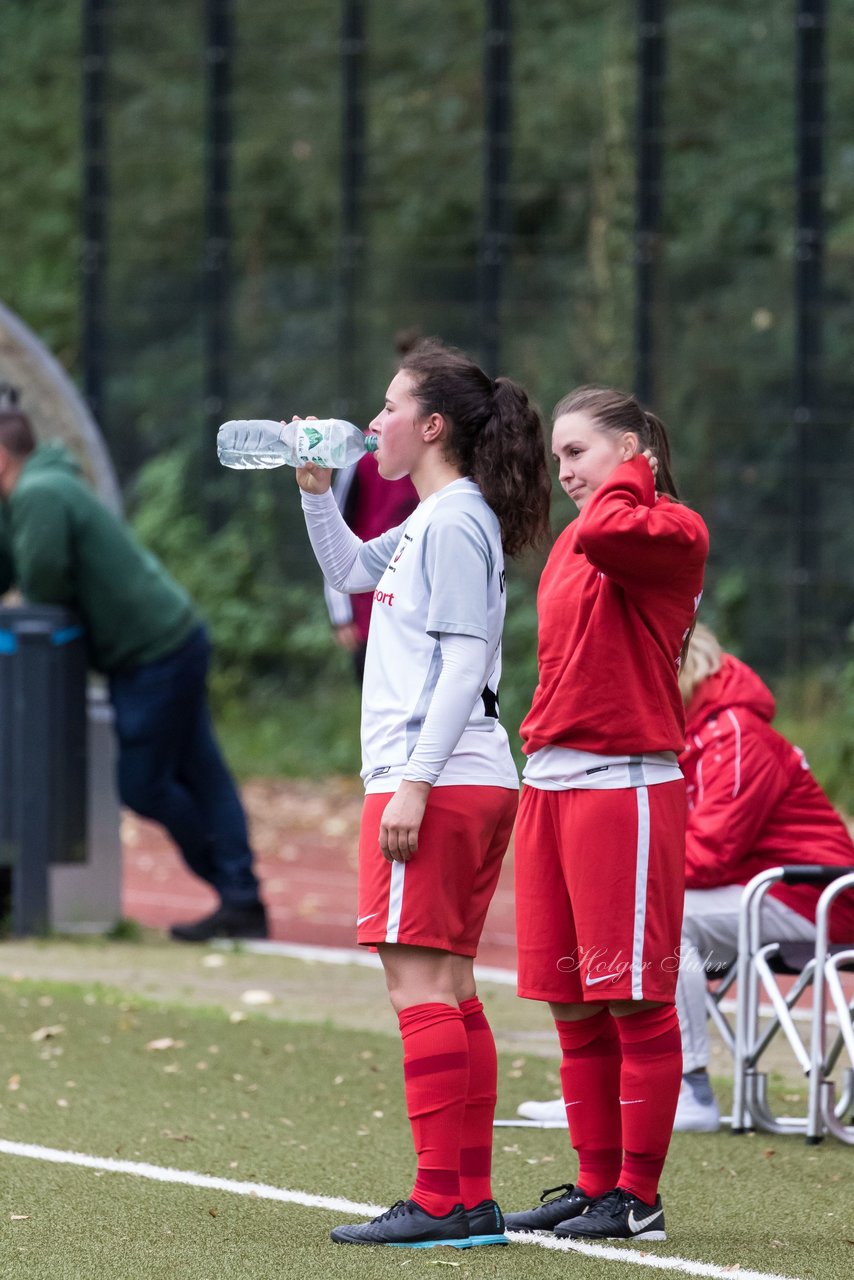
[121,779,518,971]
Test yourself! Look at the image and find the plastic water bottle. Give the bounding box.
[217,419,378,470]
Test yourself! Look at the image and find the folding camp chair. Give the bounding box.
[728,866,854,1143]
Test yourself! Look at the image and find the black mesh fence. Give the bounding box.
[5,0,854,674]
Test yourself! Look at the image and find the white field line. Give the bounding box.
[0,1138,801,1280]
[0,1138,381,1217]
[222,937,519,988]
[508,1229,801,1279]
[228,939,834,1022]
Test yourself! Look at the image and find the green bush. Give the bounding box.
[131,446,352,702]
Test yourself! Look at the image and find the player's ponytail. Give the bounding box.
[400,339,551,557]
[641,409,679,499]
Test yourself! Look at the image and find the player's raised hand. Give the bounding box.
[641,447,659,479]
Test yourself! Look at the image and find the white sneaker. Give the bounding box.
[515,1097,567,1125]
[672,1077,720,1133]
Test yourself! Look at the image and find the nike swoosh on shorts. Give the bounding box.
[585,972,622,985]
[356,913,378,926]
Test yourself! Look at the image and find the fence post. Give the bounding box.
[635,0,666,407]
[480,0,512,375]
[789,0,826,670]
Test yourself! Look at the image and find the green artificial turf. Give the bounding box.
[0,961,850,1280]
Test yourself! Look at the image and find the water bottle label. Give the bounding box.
[296,423,332,465]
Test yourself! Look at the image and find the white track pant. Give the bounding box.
[677,885,816,1074]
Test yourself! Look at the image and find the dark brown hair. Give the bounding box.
[553,385,679,499]
[0,410,36,457]
[400,339,551,557]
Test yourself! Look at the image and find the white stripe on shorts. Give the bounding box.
[385,861,406,943]
[632,786,651,999]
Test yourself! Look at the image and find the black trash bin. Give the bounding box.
[0,604,88,934]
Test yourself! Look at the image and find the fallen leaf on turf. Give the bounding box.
[763,1149,775,1157]
[30,1025,64,1042]
[240,990,274,1006]
[10,1215,30,1221]
[723,1267,741,1273]
[209,1208,218,1217]
[229,1011,247,1023]
[145,1038,185,1052]
[425,1261,460,1268]
[7,1074,20,1091]
[202,954,225,968]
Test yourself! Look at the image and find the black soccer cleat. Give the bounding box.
[330,1199,472,1248]
[169,901,268,943]
[504,1182,596,1233]
[554,1188,666,1241]
[465,1199,508,1246]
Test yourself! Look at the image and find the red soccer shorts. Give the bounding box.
[514,781,686,1003]
[357,785,518,955]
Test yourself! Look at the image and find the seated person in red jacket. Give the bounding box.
[518,624,854,1132]
[674,624,854,1131]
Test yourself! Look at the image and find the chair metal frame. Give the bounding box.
[728,866,854,1143]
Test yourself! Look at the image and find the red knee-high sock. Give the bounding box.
[399,1002,469,1217]
[457,995,497,1209]
[555,1009,623,1197]
[615,1004,682,1204]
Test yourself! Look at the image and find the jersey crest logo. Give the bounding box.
[392,532,413,564]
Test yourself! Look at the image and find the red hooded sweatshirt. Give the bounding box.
[681,654,854,940]
[521,457,709,756]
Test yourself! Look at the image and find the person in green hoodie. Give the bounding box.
[0,407,267,942]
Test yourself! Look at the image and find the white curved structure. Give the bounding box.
[0,300,121,513]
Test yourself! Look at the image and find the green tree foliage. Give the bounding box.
[0,0,80,361]
[2,1,854,786]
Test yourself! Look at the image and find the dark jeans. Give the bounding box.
[109,625,260,908]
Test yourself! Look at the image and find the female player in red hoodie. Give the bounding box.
[675,623,854,1131]
[505,386,709,1242]
[516,623,854,1133]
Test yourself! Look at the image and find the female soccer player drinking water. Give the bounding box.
[506,386,708,1243]
[296,339,550,1248]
